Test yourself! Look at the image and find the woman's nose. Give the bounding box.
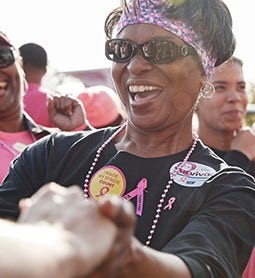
[227,89,243,103]
[126,53,153,76]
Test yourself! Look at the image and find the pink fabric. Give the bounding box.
[25,83,123,129]
[117,0,216,77]
[23,83,54,127]
[0,131,35,184]
[78,86,123,128]
[243,247,255,278]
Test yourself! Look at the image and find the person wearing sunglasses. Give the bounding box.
[0,0,254,277]
[0,31,87,184]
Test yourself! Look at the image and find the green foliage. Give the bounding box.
[248,82,255,103]
[171,0,185,6]
[246,114,255,126]
[246,81,255,126]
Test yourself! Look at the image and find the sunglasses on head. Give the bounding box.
[0,47,16,68]
[105,38,196,64]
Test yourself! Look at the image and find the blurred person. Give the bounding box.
[0,31,86,184]
[20,42,122,130]
[0,183,122,277]
[78,85,126,128]
[0,1,255,278]
[19,42,89,131]
[196,56,255,177]
[19,42,53,127]
[196,56,255,278]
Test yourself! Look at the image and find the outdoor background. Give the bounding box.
[1,0,255,121]
[1,1,254,80]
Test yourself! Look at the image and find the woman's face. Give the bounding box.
[197,61,247,132]
[0,45,24,114]
[111,24,205,131]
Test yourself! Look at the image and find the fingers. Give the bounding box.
[49,95,80,116]
[54,95,73,116]
[20,184,136,230]
[18,184,119,277]
[232,126,255,160]
[46,93,87,131]
[98,196,136,230]
[19,198,32,213]
[88,197,137,278]
[18,183,84,223]
[46,95,55,114]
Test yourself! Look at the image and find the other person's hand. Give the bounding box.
[47,94,87,131]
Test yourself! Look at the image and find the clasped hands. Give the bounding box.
[18,183,136,277]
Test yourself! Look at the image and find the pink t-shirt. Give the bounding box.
[0,130,35,184]
[23,83,87,131]
[23,83,54,127]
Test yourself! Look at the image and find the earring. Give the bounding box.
[200,82,215,99]
[194,93,201,111]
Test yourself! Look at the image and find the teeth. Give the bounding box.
[129,85,161,93]
[0,81,7,90]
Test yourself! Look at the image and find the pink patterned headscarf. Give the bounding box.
[116,0,216,77]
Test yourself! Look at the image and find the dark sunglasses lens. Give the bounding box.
[105,40,134,62]
[142,40,177,64]
[0,48,15,68]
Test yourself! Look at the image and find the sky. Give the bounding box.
[1,1,255,83]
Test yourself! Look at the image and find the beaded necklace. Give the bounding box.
[83,123,198,246]
[0,139,19,157]
[0,132,37,157]
[83,123,127,198]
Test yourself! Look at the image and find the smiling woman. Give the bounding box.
[196,56,255,178]
[1,1,255,83]
[0,31,88,184]
[0,0,254,277]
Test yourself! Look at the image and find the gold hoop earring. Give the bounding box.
[200,82,215,99]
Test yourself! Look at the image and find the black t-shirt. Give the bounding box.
[211,147,255,178]
[0,127,255,278]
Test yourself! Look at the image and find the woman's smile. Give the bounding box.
[128,84,163,105]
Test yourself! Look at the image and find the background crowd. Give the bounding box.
[0,0,254,277]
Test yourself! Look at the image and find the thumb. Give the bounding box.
[46,95,55,115]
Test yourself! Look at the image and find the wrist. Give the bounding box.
[72,123,88,131]
[0,221,76,278]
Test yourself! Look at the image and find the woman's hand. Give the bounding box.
[231,126,255,161]
[88,196,138,278]
[18,183,117,277]
[88,197,191,278]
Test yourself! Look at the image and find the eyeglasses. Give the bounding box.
[0,47,17,68]
[105,38,196,64]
